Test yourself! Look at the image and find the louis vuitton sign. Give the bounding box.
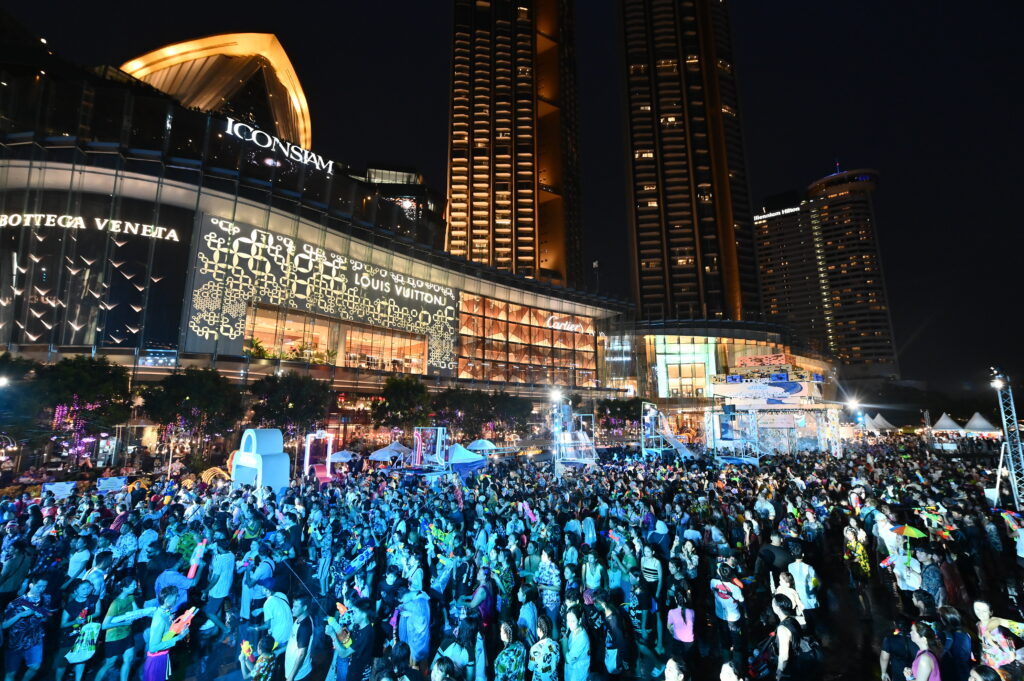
[185,215,458,373]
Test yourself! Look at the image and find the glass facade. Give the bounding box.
[602,320,837,404]
[457,294,597,387]
[244,306,427,375]
[647,336,718,399]
[0,66,620,397]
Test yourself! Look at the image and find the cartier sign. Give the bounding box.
[545,315,585,333]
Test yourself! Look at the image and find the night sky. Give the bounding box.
[10,1,1021,394]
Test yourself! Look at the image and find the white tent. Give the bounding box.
[874,413,897,431]
[447,443,484,462]
[386,440,412,454]
[861,414,879,431]
[333,450,356,463]
[447,443,486,477]
[964,412,999,433]
[932,413,964,432]
[369,444,403,461]
[466,439,497,452]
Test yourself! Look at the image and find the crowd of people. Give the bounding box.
[0,437,1022,681]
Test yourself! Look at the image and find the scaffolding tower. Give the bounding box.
[993,370,1024,510]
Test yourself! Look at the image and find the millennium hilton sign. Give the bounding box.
[225,117,334,174]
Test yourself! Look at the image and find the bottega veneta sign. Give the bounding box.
[0,213,180,242]
[225,117,334,174]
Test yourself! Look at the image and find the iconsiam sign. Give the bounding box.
[224,117,334,174]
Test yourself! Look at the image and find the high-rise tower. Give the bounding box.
[755,169,899,380]
[621,0,758,320]
[445,0,582,288]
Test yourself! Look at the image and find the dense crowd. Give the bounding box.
[1,438,1022,681]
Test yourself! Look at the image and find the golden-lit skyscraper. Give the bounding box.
[622,0,759,320]
[445,0,581,288]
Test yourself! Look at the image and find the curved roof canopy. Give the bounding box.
[120,33,311,148]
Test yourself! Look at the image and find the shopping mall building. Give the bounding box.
[0,28,839,449]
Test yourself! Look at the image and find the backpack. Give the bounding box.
[780,618,823,671]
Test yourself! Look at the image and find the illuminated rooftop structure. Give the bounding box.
[120,33,312,148]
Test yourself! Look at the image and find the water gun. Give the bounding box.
[241,640,255,662]
[187,539,208,579]
[431,526,454,549]
[608,530,622,543]
[343,547,374,576]
[326,614,352,646]
[879,556,894,569]
[161,607,196,640]
[522,501,538,524]
[996,509,1022,532]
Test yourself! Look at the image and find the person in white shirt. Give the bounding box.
[710,563,744,657]
[240,545,275,620]
[787,546,820,634]
[64,535,91,589]
[136,519,160,569]
[201,539,234,639]
[257,591,293,655]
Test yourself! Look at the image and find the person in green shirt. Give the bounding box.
[95,577,153,681]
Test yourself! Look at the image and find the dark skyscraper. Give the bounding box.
[755,169,899,380]
[444,0,582,288]
[621,0,759,320]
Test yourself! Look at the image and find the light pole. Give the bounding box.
[991,369,1024,510]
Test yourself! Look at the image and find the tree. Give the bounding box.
[597,397,645,426]
[34,355,131,431]
[141,368,245,451]
[249,371,332,437]
[0,353,44,442]
[431,387,488,439]
[373,375,430,432]
[491,391,534,436]
[32,355,131,465]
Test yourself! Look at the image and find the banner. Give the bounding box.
[710,381,820,405]
[42,481,77,499]
[757,413,796,429]
[97,477,128,494]
[737,353,794,368]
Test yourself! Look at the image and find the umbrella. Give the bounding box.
[890,525,926,538]
[891,524,927,564]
